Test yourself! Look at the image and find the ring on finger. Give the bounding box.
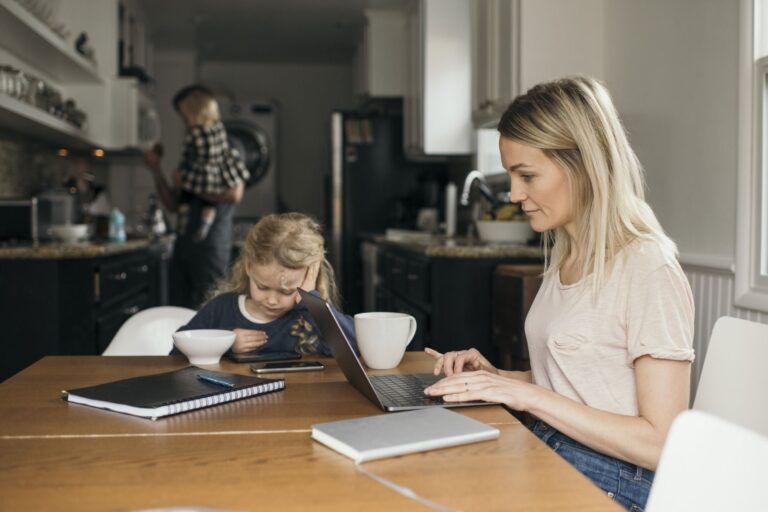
[464,381,469,392]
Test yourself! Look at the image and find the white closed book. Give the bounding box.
[311,407,500,463]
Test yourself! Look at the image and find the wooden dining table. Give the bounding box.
[0,353,619,511]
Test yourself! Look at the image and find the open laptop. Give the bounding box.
[299,289,494,412]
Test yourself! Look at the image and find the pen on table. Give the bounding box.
[197,373,236,388]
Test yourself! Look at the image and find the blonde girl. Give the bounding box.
[178,212,356,356]
[423,77,694,511]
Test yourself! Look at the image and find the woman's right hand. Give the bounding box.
[424,347,499,377]
[232,328,269,353]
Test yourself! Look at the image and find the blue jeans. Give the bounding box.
[530,421,654,511]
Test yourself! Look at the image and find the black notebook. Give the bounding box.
[63,366,285,420]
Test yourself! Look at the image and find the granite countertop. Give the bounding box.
[0,235,175,260]
[370,234,543,259]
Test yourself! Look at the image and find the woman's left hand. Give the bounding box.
[423,370,534,410]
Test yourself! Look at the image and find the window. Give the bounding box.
[736,0,768,311]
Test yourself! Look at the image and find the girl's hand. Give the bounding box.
[424,347,499,376]
[295,261,321,304]
[231,328,268,353]
[423,370,534,410]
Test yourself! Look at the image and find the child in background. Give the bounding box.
[173,86,249,241]
[177,212,356,356]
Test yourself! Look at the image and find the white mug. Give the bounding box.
[354,312,417,369]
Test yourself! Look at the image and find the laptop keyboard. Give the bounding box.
[370,373,445,407]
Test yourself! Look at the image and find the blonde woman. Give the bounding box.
[177,213,356,356]
[144,85,247,309]
[424,77,694,511]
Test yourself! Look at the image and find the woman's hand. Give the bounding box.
[231,328,268,353]
[424,347,499,376]
[423,370,534,410]
[143,146,162,174]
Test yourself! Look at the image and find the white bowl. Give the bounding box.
[476,220,533,243]
[49,224,89,243]
[172,329,235,365]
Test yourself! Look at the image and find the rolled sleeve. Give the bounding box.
[626,263,695,366]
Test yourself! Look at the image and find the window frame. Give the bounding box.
[735,0,768,311]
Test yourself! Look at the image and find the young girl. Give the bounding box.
[174,86,249,241]
[177,212,356,356]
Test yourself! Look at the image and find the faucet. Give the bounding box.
[460,170,501,210]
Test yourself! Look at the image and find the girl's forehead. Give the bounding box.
[249,261,304,287]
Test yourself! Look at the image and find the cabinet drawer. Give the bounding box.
[97,253,150,306]
[406,258,430,304]
[95,292,150,353]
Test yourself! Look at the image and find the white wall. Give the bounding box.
[198,61,357,223]
[519,0,606,90]
[603,0,739,267]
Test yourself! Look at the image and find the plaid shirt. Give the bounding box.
[179,121,250,195]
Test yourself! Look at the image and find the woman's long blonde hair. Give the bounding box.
[213,212,339,307]
[497,76,676,295]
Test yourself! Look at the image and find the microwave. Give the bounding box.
[0,194,76,242]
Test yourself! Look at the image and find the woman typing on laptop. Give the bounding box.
[423,77,694,512]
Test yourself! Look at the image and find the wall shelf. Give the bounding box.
[0,94,98,148]
[0,0,102,84]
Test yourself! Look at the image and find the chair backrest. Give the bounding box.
[646,410,768,512]
[102,306,196,356]
[693,316,768,437]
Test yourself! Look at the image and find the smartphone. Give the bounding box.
[251,361,325,374]
[227,351,301,363]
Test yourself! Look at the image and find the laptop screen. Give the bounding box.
[298,289,385,407]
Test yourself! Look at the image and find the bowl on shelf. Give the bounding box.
[172,329,235,365]
[475,220,533,243]
[48,224,90,243]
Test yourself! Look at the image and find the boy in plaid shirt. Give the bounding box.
[175,87,249,241]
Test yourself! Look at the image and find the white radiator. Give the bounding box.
[682,261,768,394]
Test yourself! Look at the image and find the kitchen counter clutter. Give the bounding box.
[0,235,172,259]
[371,233,543,259]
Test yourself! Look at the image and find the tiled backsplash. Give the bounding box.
[0,129,109,201]
[0,130,71,198]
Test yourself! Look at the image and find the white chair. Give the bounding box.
[646,410,768,512]
[102,306,196,356]
[693,316,768,437]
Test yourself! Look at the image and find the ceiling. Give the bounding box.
[140,0,411,64]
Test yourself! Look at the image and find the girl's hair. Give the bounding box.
[212,213,339,353]
[215,212,339,305]
[497,76,676,295]
[176,88,220,126]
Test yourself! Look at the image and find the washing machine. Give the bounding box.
[218,98,278,219]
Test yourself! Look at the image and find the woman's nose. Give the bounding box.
[508,186,526,203]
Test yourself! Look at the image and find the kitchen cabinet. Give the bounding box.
[376,244,541,364]
[492,263,542,371]
[0,246,162,381]
[353,10,408,98]
[403,0,473,158]
[471,0,520,128]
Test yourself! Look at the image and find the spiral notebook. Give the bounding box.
[63,366,284,420]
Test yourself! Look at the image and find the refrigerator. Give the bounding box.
[329,109,445,314]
